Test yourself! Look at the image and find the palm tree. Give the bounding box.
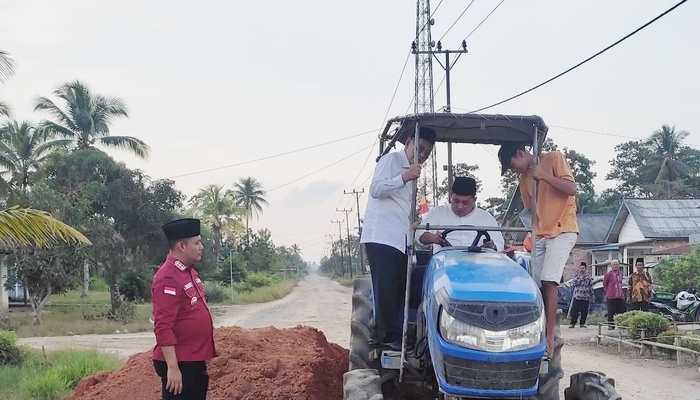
[232,177,268,244]
[645,125,691,198]
[0,50,15,117]
[0,206,90,248]
[189,184,241,263]
[0,121,71,196]
[34,81,149,157]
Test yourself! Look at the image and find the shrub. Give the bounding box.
[614,311,670,339]
[246,272,275,288]
[118,271,151,301]
[19,369,68,400]
[89,276,109,292]
[232,281,253,293]
[0,330,21,366]
[204,281,228,304]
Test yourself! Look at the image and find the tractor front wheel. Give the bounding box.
[563,372,621,400]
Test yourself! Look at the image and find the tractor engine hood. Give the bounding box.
[430,250,543,331]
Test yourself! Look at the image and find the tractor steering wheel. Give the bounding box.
[440,229,492,250]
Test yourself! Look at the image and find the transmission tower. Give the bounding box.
[413,0,439,207]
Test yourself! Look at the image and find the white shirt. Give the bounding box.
[419,204,505,253]
[360,150,412,253]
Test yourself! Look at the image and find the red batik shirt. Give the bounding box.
[151,255,216,362]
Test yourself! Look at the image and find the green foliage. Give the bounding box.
[89,277,109,292]
[0,330,21,366]
[204,281,227,303]
[118,270,151,302]
[607,125,700,198]
[613,311,670,339]
[50,350,118,387]
[657,330,700,352]
[319,234,361,278]
[654,250,700,293]
[246,272,276,288]
[436,163,482,201]
[19,369,67,400]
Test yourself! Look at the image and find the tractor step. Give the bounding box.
[379,350,401,370]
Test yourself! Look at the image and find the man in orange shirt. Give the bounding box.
[498,144,578,352]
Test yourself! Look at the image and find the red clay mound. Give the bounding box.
[69,326,349,400]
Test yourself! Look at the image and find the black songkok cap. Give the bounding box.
[162,218,201,241]
[451,176,477,196]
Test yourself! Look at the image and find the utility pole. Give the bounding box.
[413,39,468,189]
[337,208,354,279]
[331,220,345,277]
[344,189,365,274]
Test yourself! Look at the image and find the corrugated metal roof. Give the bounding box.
[626,199,700,238]
[518,211,615,244]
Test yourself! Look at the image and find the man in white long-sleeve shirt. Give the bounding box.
[419,177,504,252]
[360,127,436,350]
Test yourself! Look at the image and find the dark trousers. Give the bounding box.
[630,301,650,312]
[365,242,408,344]
[153,360,209,400]
[570,299,590,326]
[606,299,627,324]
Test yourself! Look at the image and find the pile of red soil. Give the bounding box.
[68,326,348,400]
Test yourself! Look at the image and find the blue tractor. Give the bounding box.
[344,113,620,400]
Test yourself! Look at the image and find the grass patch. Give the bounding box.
[7,304,152,338]
[0,348,118,400]
[47,290,110,306]
[228,280,298,305]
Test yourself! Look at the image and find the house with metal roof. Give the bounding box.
[516,210,616,279]
[590,199,700,277]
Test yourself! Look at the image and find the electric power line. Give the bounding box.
[267,142,375,192]
[167,128,377,179]
[463,0,506,42]
[438,0,477,42]
[465,0,689,114]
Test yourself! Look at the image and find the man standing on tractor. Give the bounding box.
[418,176,504,252]
[151,218,216,400]
[498,144,578,353]
[360,127,436,351]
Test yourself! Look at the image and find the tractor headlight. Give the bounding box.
[439,308,545,352]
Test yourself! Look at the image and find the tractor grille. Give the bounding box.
[443,356,540,390]
[443,301,540,331]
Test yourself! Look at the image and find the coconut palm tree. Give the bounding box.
[0,121,71,196]
[34,81,149,157]
[0,50,15,117]
[0,206,90,248]
[231,177,268,244]
[645,125,693,198]
[189,184,241,263]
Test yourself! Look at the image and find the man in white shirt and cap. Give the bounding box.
[419,176,504,252]
[360,127,436,350]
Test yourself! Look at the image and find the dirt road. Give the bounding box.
[19,274,700,399]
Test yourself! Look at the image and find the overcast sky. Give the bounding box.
[1,0,698,262]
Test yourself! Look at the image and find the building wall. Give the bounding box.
[619,214,645,243]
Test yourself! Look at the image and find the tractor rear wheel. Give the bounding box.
[349,275,375,371]
[563,372,621,400]
[344,369,384,400]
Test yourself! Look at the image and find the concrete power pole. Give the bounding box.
[337,208,354,279]
[0,256,8,313]
[331,219,345,277]
[344,188,365,274]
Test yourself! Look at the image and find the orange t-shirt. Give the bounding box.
[519,151,578,238]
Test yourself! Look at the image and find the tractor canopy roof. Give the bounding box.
[380,113,548,147]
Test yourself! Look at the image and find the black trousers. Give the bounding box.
[606,299,627,324]
[153,360,209,400]
[629,301,650,312]
[365,242,408,344]
[570,299,590,326]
